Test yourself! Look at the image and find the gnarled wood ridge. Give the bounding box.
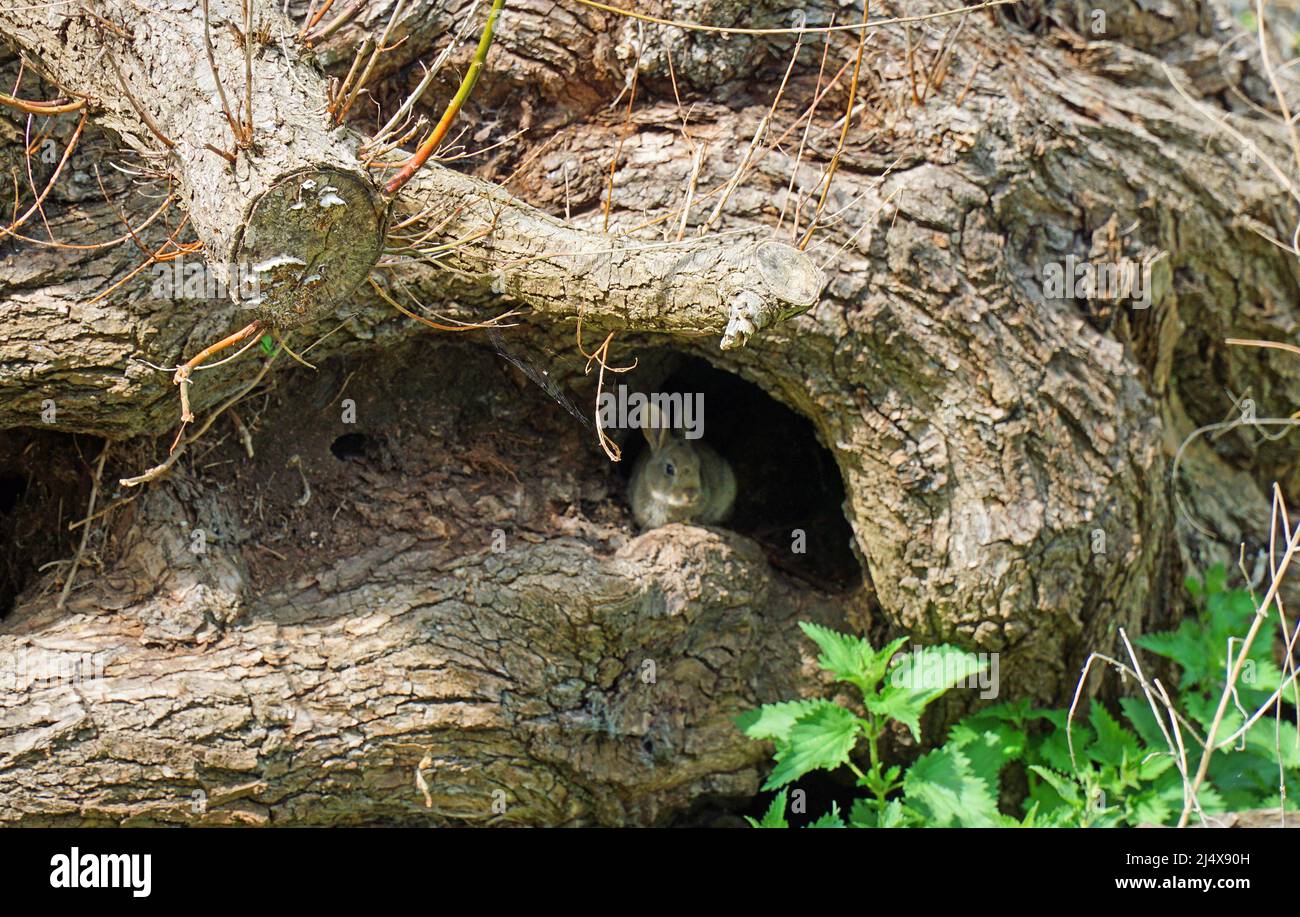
[0,0,1297,824]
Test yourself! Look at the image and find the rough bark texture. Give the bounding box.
[0,0,819,332]
[0,342,862,825]
[0,0,388,321]
[2,0,1300,824]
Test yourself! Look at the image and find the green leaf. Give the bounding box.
[806,802,846,828]
[1204,564,1228,597]
[1130,784,1180,827]
[1245,719,1300,769]
[869,645,987,740]
[762,703,863,790]
[944,722,1023,789]
[1118,696,1166,750]
[1017,801,1048,827]
[1028,765,1081,807]
[1208,587,1255,635]
[1199,784,1228,814]
[259,333,277,355]
[848,797,876,828]
[736,699,830,744]
[1145,567,1276,701]
[879,799,910,827]
[1235,657,1284,699]
[745,789,789,828]
[1137,623,1209,688]
[797,621,904,695]
[904,745,1000,827]
[1035,720,1088,773]
[847,798,912,828]
[1136,751,1176,782]
[1181,691,1218,729]
[1088,700,1141,768]
[962,698,1035,727]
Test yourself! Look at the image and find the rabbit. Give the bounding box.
[629,419,736,531]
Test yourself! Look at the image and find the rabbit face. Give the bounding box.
[646,439,706,512]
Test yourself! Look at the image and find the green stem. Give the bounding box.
[383,0,506,195]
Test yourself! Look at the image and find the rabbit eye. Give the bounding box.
[665,462,676,477]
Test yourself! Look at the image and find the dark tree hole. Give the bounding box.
[330,432,369,461]
[0,431,101,619]
[0,473,26,515]
[619,356,862,593]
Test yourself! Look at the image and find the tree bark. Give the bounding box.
[2,0,1300,824]
[0,462,849,825]
[0,0,390,324]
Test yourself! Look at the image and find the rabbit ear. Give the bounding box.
[642,403,670,452]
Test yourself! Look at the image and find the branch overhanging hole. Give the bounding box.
[233,167,388,329]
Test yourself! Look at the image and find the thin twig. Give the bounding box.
[698,22,803,236]
[334,0,413,124]
[58,442,111,609]
[169,319,264,455]
[243,0,254,142]
[799,0,869,250]
[0,110,86,241]
[922,12,969,100]
[779,18,833,237]
[107,53,175,148]
[1226,337,1300,357]
[202,0,249,148]
[604,23,641,232]
[1179,499,1300,825]
[123,352,280,487]
[67,493,137,532]
[1254,0,1300,185]
[307,0,365,44]
[0,90,83,114]
[575,316,636,461]
[204,142,238,164]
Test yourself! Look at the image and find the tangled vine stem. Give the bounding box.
[171,320,265,422]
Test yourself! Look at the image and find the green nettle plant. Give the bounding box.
[736,621,994,827]
[739,567,1300,827]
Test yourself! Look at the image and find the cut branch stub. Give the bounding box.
[235,168,388,329]
[720,240,825,350]
[648,237,825,349]
[753,240,824,308]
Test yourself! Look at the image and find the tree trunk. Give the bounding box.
[1,0,1298,824]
